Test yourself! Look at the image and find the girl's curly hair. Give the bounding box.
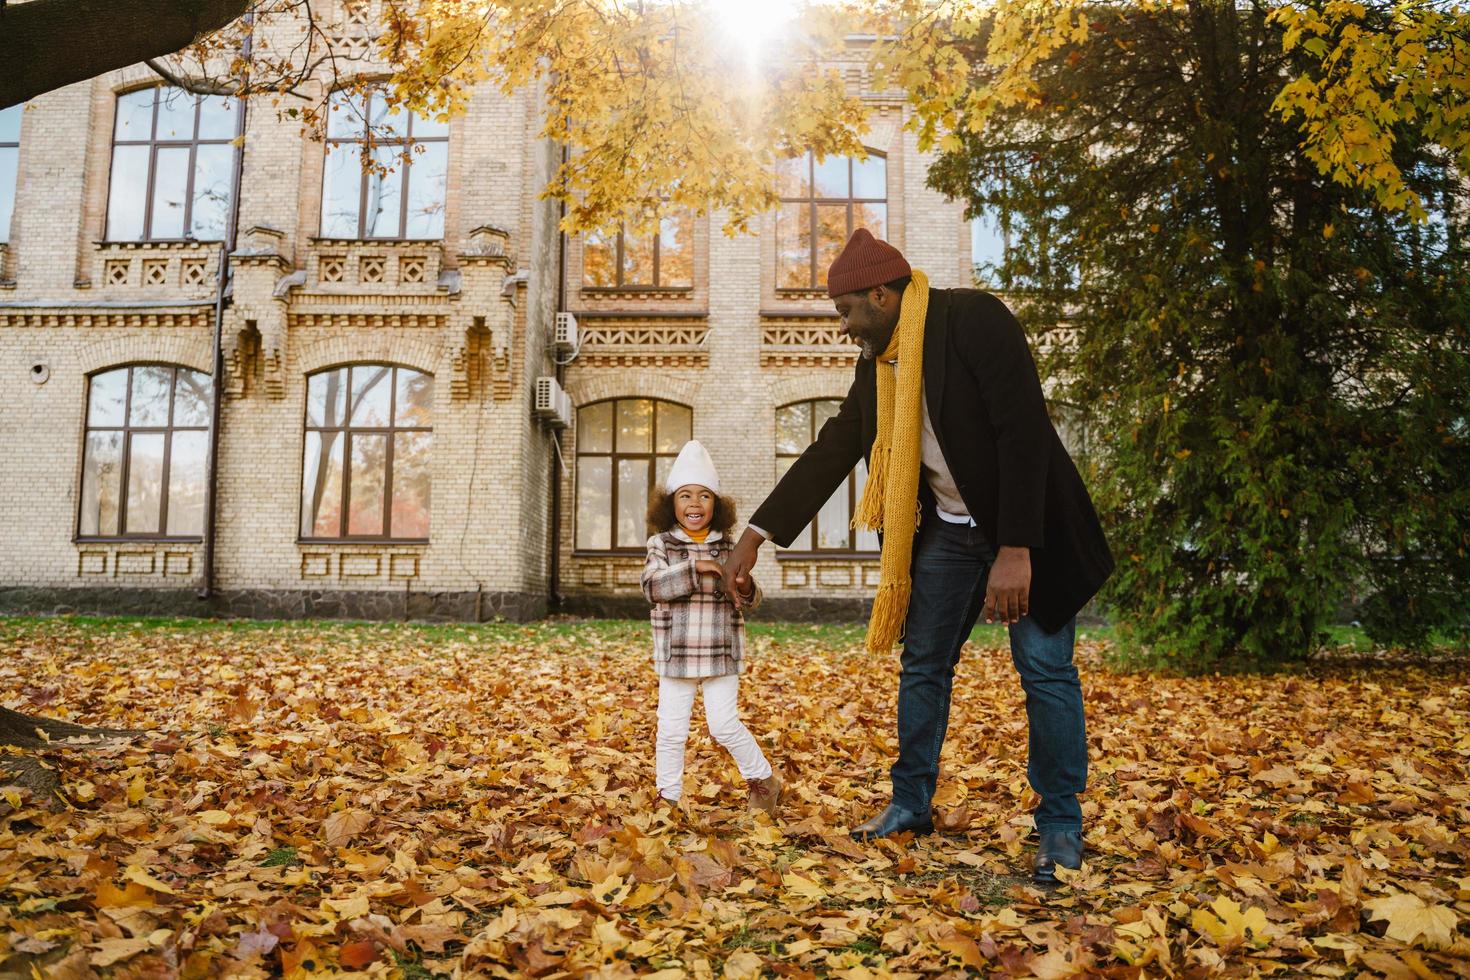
[647,487,739,537]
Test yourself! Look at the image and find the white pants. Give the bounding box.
[656,674,772,802]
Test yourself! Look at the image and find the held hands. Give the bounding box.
[722,530,764,610]
[696,558,753,605]
[983,546,1032,625]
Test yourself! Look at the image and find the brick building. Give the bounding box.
[0,14,972,622]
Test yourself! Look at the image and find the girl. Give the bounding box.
[641,440,783,814]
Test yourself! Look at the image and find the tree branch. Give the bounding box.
[144,57,239,97]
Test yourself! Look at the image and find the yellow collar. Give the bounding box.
[680,526,711,543]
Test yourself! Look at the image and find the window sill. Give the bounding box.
[774,288,831,301]
[75,536,203,544]
[94,239,222,248]
[571,549,645,559]
[580,286,694,296]
[298,538,430,546]
[775,550,880,561]
[308,237,444,247]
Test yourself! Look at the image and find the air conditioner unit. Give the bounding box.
[533,375,572,429]
[553,311,579,357]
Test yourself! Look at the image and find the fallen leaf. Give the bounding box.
[322,808,372,847]
[1192,895,1271,947]
[1364,892,1458,949]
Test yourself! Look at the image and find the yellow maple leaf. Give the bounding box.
[782,872,826,900]
[122,865,176,896]
[1192,895,1271,948]
[723,949,764,979]
[1363,892,1458,949]
[322,807,371,847]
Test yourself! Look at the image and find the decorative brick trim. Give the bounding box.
[339,553,383,579]
[162,551,194,576]
[286,312,449,330]
[388,553,420,579]
[74,332,214,376]
[294,333,441,376]
[114,550,157,577]
[301,553,333,578]
[767,374,854,409]
[760,316,859,368]
[564,373,701,409]
[77,551,109,576]
[0,309,213,331]
[574,315,709,368]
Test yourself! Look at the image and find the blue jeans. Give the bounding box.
[891,517,1088,832]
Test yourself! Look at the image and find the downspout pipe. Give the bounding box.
[198,16,252,601]
[548,138,569,613]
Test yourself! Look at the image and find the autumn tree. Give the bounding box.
[924,0,1470,669]
[0,2,1465,754]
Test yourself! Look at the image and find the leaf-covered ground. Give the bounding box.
[1,617,1467,978]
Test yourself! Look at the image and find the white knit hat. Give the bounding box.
[664,440,720,495]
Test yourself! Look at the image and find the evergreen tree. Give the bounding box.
[929,0,1470,670]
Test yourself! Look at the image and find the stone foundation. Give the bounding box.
[0,587,545,623]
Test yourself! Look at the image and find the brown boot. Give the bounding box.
[747,773,783,815]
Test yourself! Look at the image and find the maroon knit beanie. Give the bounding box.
[825,227,912,298]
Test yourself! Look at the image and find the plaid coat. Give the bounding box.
[642,529,762,679]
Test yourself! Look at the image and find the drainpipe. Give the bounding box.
[198,15,252,602]
[547,139,569,613]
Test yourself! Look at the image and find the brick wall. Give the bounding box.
[0,31,971,622]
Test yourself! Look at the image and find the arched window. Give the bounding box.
[583,212,694,289]
[106,86,238,242]
[575,398,692,551]
[776,400,879,553]
[79,365,212,538]
[0,104,20,244]
[300,365,433,540]
[320,88,448,239]
[776,150,887,291]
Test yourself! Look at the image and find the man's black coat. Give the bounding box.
[749,287,1114,634]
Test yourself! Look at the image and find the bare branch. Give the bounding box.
[144,57,239,97]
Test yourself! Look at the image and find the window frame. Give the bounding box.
[774,399,880,557]
[319,89,450,242]
[297,363,434,543]
[581,214,695,291]
[0,103,20,245]
[776,150,888,293]
[104,86,238,244]
[573,397,693,555]
[75,363,212,543]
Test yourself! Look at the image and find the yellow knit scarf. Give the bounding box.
[853,270,929,653]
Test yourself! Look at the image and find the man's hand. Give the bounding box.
[983,546,1031,625]
[723,529,765,610]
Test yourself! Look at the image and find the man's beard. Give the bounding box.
[858,340,877,360]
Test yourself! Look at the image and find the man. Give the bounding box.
[722,229,1113,883]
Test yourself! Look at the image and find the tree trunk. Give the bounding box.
[0,705,139,802]
[1,0,252,110]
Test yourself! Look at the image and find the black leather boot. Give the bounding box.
[1033,829,1084,884]
[849,803,934,841]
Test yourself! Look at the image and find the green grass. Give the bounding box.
[0,613,1113,646]
[260,846,300,867]
[6,612,1448,661]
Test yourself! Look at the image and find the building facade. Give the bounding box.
[0,10,970,621]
